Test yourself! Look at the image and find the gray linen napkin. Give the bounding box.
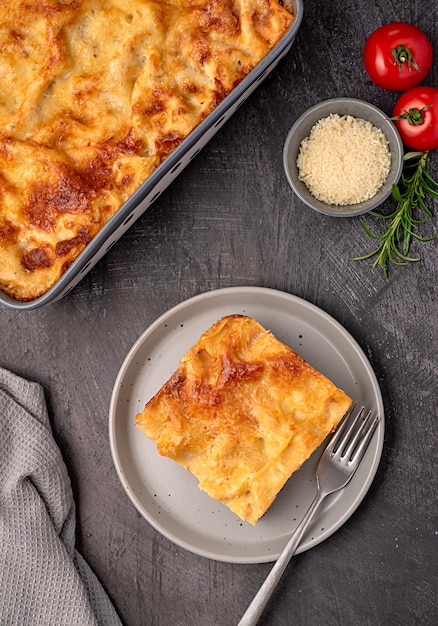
[0,367,123,626]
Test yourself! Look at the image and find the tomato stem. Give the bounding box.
[391,44,421,73]
[390,105,432,126]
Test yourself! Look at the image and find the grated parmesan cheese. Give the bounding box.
[297,114,391,206]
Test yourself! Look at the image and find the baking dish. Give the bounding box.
[1,0,303,311]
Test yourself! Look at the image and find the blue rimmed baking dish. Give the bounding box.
[1,0,303,310]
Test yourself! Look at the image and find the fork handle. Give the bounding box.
[237,489,324,626]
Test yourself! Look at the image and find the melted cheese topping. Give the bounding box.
[136,315,352,524]
[0,0,294,301]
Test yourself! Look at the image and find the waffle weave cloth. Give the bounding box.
[0,367,123,626]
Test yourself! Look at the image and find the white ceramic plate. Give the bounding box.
[109,287,384,563]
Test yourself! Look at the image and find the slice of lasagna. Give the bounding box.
[136,315,352,524]
[0,0,294,300]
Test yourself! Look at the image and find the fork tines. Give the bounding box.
[329,403,380,464]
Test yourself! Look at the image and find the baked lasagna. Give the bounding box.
[0,0,294,301]
[136,315,352,524]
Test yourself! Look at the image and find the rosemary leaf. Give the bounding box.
[352,151,437,278]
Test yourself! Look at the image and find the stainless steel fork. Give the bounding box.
[237,404,380,626]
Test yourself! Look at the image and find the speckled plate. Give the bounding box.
[109,287,384,563]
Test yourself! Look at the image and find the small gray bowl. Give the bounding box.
[283,98,404,217]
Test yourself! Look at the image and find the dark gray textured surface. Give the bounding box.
[1,0,437,624]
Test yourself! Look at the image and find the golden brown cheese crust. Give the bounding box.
[136,315,352,524]
[0,0,294,301]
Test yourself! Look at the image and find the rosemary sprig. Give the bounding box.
[353,151,437,278]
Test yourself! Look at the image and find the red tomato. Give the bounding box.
[391,86,438,151]
[363,22,432,91]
